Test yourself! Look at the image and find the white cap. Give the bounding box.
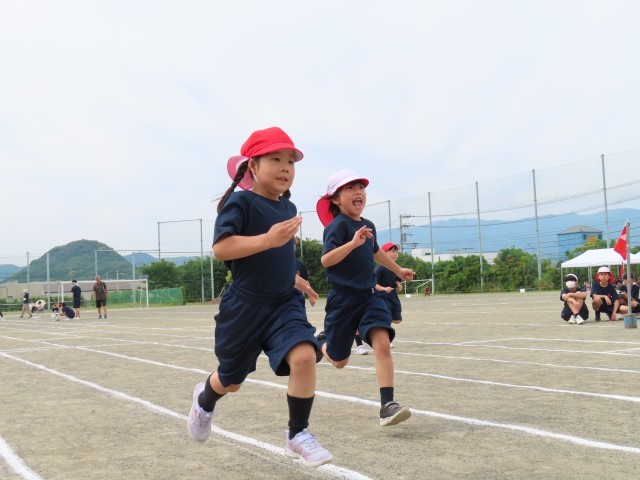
[597,266,611,274]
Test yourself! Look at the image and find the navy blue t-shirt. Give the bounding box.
[560,287,586,304]
[620,283,639,300]
[376,264,400,295]
[61,306,76,318]
[322,214,379,289]
[295,259,309,281]
[590,282,618,301]
[214,191,297,296]
[71,285,81,299]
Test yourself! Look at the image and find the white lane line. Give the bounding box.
[8,336,640,403]
[0,352,371,480]
[394,352,640,374]
[78,345,640,405]
[13,342,640,455]
[247,379,640,455]
[0,435,42,480]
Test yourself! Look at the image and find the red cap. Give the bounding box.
[226,127,303,190]
[316,169,370,227]
[381,242,400,252]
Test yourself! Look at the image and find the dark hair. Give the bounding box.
[328,191,341,219]
[217,157,292,214]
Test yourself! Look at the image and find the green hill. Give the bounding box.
[7,240,135,282]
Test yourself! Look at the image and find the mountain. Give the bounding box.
[6,240,135,282]
[398,207,639,261]
[0,264,21,282]
[122,253,198,266]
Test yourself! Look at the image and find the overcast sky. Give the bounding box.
[2,0,639,266]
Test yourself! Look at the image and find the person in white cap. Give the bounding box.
[315,169,415,427]
[590,266,620,321]
[19,289,33,318]
[560,273,589,324]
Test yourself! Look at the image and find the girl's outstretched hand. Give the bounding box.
[398,268,415,281]
[294,274,319,307]
[266,216,302,249]
[350,226,373,248]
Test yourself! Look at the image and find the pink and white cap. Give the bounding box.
[316,169,369,227]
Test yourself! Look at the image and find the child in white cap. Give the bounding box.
[315,169,414,427]
[590,266,620,321]
[560,273,589,324]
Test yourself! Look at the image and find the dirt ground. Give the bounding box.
[0,292,639,479]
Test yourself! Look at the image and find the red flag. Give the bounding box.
[614,225,628,260]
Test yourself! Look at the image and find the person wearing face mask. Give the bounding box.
[560,273,589,325]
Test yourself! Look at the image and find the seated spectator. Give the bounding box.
[618,275,640,315]
[560,273,589,324]
[51,303,60,322]
[591,266,620,321]
[59,302,76,321]
[614,277,624,293]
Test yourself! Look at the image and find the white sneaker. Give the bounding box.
[187,382,213,442]
[285,429,333,467]
[568,316,576,324]
[575,315,585,325]
[354,345,368,355]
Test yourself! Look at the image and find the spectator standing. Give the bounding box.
[20,289,33,318]
[92,276,108,319]
[71,280,82,319]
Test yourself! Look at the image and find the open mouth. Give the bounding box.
[353,198,363,206]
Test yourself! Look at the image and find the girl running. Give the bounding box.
[187,127,331,467]
[315,169,414,427]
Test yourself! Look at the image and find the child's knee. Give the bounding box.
[288,343,317,369]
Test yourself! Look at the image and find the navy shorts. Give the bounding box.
[73,299,81,309]
[214,283,317,387]
[384,294,403,321]
[96,299,107,308]
[324,287,394,362]
[593,302,615,317]
[561,303,589,321]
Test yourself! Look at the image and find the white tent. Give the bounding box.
[560,248,640,269]
[560,248,640,282]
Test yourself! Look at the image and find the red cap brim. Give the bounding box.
[316,196,335,227]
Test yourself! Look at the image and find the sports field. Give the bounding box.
[1,293,639,479]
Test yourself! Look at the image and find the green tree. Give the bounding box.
[298,239,327,294]
[139,260,182,290]
[434,255,487,293]
[492,248,537,291]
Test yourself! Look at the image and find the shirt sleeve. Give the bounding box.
[214,195,246,245]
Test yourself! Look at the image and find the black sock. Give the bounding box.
[287,394,314,439]
[354,334,363,347]
[198,374,225,413]
[380,387,394,405]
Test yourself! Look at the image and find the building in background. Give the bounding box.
[557,225,603,260]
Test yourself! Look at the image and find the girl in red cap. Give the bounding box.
[375,242,404,345]
[315,169,415,427]
[187,127,332,467]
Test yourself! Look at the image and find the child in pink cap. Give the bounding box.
[187,127,331,467]
[315,169,415,427]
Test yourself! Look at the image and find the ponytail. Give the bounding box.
[217,161,249,214]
